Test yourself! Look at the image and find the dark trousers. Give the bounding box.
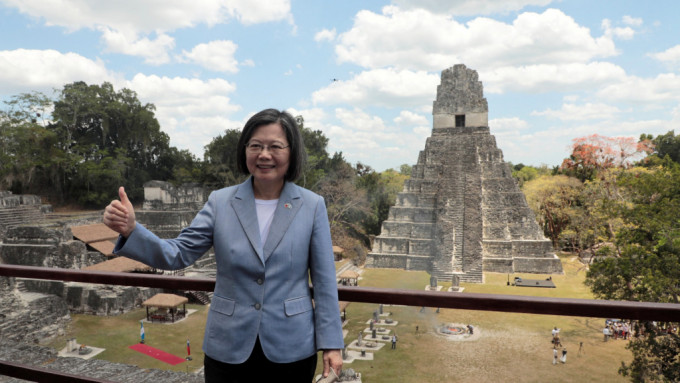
[204,337,317,382]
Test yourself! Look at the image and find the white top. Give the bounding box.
[255,198,278,249]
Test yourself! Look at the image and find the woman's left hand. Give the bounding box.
[322,349,342,378]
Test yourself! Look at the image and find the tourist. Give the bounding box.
[102,109,344,382]
[553,347,558,365]
[391,334,398,349]
[603,326,610,342]
[551,327,560,337]
[560,348,567,364]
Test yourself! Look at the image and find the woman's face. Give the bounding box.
[245,122,290,190]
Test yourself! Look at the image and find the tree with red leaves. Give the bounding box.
[560,134,654,181]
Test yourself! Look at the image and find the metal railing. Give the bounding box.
[1,264,679,382]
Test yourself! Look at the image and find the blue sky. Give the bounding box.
[1,0,679,171]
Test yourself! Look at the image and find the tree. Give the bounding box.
[202,129,244,188]
[399,164,412,176]
[0,92,62,195]
[642,130,680,164]
[48,81,173,204]
[560,134,654,182]
[522,175,583,248]
[318,160,369,233]
[512,164,551,187]
[585,161,680,382]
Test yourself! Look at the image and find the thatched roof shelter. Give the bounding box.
[338,270,360,286]
[143,293,188,308]
[82,256,152,273]
[339,270,359,279]
[142,293,189,323]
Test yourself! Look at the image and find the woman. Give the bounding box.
[103,109,344,382]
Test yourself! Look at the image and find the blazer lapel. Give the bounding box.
[263,182,302,263]
[231,178,265,265]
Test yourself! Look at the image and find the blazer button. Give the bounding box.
[257,278,264,285]
[254,303,261,310]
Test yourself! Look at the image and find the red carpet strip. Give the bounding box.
[129,343,185,365]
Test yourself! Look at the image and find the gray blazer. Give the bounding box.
[114,178,344,363]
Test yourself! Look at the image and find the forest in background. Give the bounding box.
[2,82,678,382]
[0,82,410,264]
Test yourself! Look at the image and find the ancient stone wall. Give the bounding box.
[0,277,70,346]
[0,224,163,315]
[0,191,51,241]
[366,64,562,282]
[0,344,204,383]
[142,181,207,211]
[0,225,96,269]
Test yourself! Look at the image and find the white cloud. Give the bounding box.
[597,73,680,104]
[336,107,387,132]
[392,0,554,16]
[490,117,529,133]
[601,19,635,40]
[482,62,627,94]
[314,28,337,42]
[0,49,118,95]
[2,0,292,32]
[622,15,643,27]
[100,27,175,65]
[2,0,292,62]
[394,110,428,126]
[179,40,239,73]
[288,106,427,170]
[334,7,618,72]
[649,45,680,66]
[286,107,329,129]
[312,68,439,108]
[127,74,241,157]
[531,102,622,121]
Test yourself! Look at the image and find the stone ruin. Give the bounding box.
[137,181,209,239]
[136,181,217,279]
[366,64,563,282]
[0,184,216,380]
[0,343,204,383]
[0,181,217,339]
[0,190,51,242]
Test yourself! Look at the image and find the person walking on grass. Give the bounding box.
[553,347,558,365]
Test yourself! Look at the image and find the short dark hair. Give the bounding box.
[236,108,306,182]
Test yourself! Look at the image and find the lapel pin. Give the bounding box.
[284,202,292,209]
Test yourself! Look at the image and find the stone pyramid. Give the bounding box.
[366,64,563,282]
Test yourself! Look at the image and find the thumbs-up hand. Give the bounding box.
[103,186,137,237]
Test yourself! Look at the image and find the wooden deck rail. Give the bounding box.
[1,264,679,382]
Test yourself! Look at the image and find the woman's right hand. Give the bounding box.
[103,186,137,238]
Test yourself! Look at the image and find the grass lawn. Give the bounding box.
[49,304,209,374]
[49,254,632,382]
[323,254,631,382]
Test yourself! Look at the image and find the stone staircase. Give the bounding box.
[186,290,212,305]
[0,205,46,240]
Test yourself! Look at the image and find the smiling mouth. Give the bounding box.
[257,164,275,169]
